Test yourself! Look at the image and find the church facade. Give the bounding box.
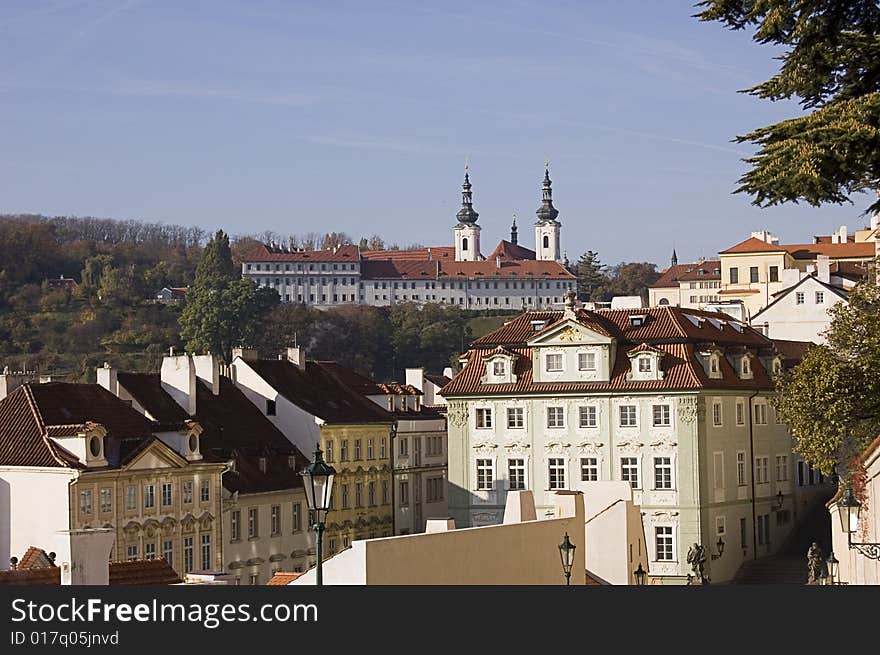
[241,168,576,309]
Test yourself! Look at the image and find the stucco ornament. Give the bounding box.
[504,442,530,455]
[447,402,468,427]
[473,443,497,457]
[558,327,580,343]
[677,397,700,424]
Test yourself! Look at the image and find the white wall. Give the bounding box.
[751,278,842,344]
[584,482,646,585]
[0,467,78,569]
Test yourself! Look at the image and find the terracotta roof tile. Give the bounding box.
[0,559,180,585]
[361,247,455,261]
[651,261,720,288]
[487,240,536,261]
[783,242,876,259]
[266,571,304,585]
[245,244,360,262]
[720,237,786,254]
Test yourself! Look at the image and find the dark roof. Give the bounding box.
[424,373,451,388]
[242,359,394,425]
[244,243,360,262]
[0,383,156,469]
[0,558,180,585]
[651,260,721,288]
[116,373,308,495]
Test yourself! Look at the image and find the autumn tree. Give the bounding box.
[773,282,880,476]
[696,1,880,214]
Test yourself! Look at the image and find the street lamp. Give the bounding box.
[711,536,725,560]
[826,551,839,585]
[300,446,337,585]
[776,490,784,509]
[559,532,576,586]
[633,563,647,586]
[835,486,880,560]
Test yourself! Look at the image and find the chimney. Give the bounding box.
[192,354,220,396]
[427,247,432,261]
[816,255,831,284]
[287,346,306,369]
[161,354,197,416]
[232,347,258,361]
[96,362,117,396]
[58,528,115,585]
[0,369,33,401]
[496,255,502,269]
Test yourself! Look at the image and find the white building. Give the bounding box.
[441,300,831,583]
[241,168,575,309]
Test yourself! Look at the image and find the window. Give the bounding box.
[162,482,172,507]
[341,484,350,509]
[354,439,361,460]
[729,267,739,284]
[757,514,771,546]
[578,352,596,371]
[382,480,389,504]
[736,400,745,426]
[755,457,769,484]
[249,573,259,585]
[712,400,723,426]
[638,357,652,373]
[652,404,671,427]
[399,480,409,506]
[426,477,444,502]
[248,508,259,538]
[548,458,566,489]
[508,459,526,490]
[266,399,276,416]
[545,353,563,372]
[354,482,363,507]
[749,266,759,283]
[741,357,751,376]
[547,406,565,428]
[231,510,241,540]
[201,534,211,570]
[200,480,210,502]
[716,516,726,537]
[380,438,386,458]
[579,406,597,428]
[655,526,674,561]
[476,408,493,428]
[710,356,719,375]
[183,537,193,573]
[127,544,138,561]
[654,457,673,489]
[143,484,155,509]
[580,457,599,482]
[325,441,333,462]
[775,455,789,481]
[737,452,747,486]
[815,291,824,304]
[367,439,374,459]
[163,540,173,566]
[476,459,494,490]
[368,481,376,506]
[271,505,281,535]
[769,266,779,282]
[341,440,349,461]
[621,457,640,488]
[80,489,92,514]
[100,488,112,513]
[507,407,524,428]
[493,360,506,376]
[123,485,136,511]
[795,292,805,305]
[398,438,407,456]
[754,403,768,425]
[713,452,724,490]
[619,405,637,427]
[740,518,747,550]
[292,503,301,532]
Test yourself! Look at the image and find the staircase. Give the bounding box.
[732,490,834,585]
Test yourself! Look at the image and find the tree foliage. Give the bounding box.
[773,282,880,475]
[576,251,606,300]
[696,0,880,213]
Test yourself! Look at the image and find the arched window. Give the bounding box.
[462,237,469,251]
[658,298,669,306]
[543,235,549,248]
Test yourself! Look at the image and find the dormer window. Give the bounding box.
[545,353,563,372]
[493,360,506,376]
[630,315,646,327]
[638,357,652,373]
[772,357,782,375]
[531,320,548,332]
[288,455,296,469]
[259,457,267,474]
[741,357,751,376]
[710,357,719,374]
[387,396,393,411]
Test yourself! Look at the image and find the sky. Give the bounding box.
[0,0,873,266]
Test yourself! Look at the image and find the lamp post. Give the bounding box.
[300,446,337,586]
[711,536,725,560]
[825,551,839,585]
[835,486,880,560]
[633,563,647,586]
[559,532,576,586]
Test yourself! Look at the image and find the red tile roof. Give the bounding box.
[487,240,536,261]
[651,261,721,288]
[783,242,876,259]
[17,547,54,570]
[360,257,573,280]
[0,558,180,585]
[361,247,455,261]
[245,244,360,262]
[266,571,304,585]
[720,237,786,254]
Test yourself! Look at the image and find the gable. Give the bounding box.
[527,319,614,347]
[124,441,188,471]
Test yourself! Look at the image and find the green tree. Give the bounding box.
[696,1,880,213]
[179,230,278,362]
[773,282,880,476]
[576,251,607,301]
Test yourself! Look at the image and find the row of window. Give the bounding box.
[230,503,303,541]
[277,293,564,306]
[397,477,446,506]
[728,265,779,285]
[126,534,210,573]
[260,277,358,286]
[711,398,777,427]
[795,291,825,305]
[475,456,674,491]
[324,438,387,462]
[475,404,672,430]
[79,480,210,515]
[334,480,390,509]
[247,263,358,272]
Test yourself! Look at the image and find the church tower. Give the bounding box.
[454,166,481,262]
[535,164,561,262]
[671,249,679,267]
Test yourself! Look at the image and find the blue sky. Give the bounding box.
[0,0,871,265]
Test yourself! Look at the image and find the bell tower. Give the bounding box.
[534,164,561,262]
[454,165,481,262]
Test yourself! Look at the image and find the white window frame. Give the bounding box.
[580,457,599,482]
[735,400,745,426]
[476,459,495,491]
[547,406,565,429]
[578,405,597,428]
[653,456,673,490]
[619,405,637,428]
[737,451,747,486]
[476,407,493,429]
[548,458,566,490]
[652,404,671,427]
[507,406,524,429]
[621,457,640,489]
[638,356,652,373]
[654,525,675,562]
[508,458,526,490]
[775,454,789,481]
[712,400,723,427]
[545,352,563,373]
[578,351,597,371]
[492,360,506,376]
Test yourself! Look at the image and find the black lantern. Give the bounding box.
[716,536,725,557]
[836,486,860,535]
[633,562,647,586]
[776,490,784,509]
[300,446,337,585]
[559,532,576,586]
[826,551,839,585]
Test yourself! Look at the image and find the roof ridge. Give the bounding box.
[665,306,688,339]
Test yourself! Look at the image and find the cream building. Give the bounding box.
[649,258,722,309]
[441,300,830,583]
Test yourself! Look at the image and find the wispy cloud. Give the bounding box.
[0,0,94,31]
[72,0,142,41]
[291,133,505,158]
